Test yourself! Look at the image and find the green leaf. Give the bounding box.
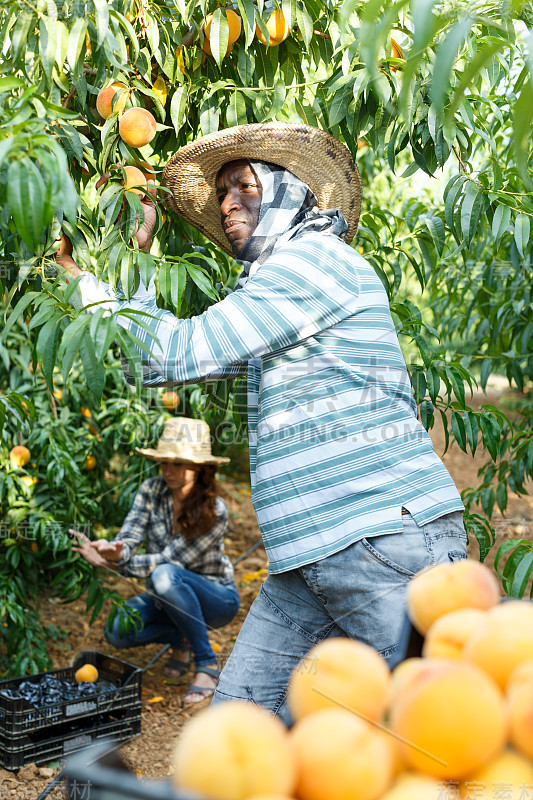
[7,160,45,252]
[209,7,229,68]
[447,365,466,408]
[426,365,440,402]
[226,90,248,126]
[492,203,511,242]
[0,77,24,92]
[237,0,256,48]
[514,213,530,259]
[424,215,445,256]
[463,410,479,456]
[186,265,218,301]
[1,292,39,341]
[79,329,105,402]
[451,410,467,452]
[66,17,87,71]
[296,5,313,49]
[37,316,62,392]
[510,549,533,599]
[170,85,188,136]
[93,0,110,48]
[512,77,533,188]
[460,183,485,248]
[431,15,475,113]
[479,414,499,461]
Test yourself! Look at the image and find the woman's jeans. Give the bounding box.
[211,511,467,724]
[105,564,240,667]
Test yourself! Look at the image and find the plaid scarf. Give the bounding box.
[236,161,348,287]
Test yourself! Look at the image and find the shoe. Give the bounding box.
[183,665,220,705]
[163,647,191,678]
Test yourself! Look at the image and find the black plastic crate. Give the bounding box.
[0,709,141,770]
[0,651,142,738]
[65,740,209,800]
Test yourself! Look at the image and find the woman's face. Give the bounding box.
[160,462,201,491]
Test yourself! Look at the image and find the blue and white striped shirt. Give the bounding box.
[79,231,463,573]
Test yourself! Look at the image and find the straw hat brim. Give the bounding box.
[135,447,230,465]
[162,122,362,256]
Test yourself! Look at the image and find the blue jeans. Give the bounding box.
[211,511,467,724]
[105,564,240,667]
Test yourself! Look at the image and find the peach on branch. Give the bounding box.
[118,107,157,148]
[96,82,129,119]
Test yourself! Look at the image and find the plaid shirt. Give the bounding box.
[114,477,234,583]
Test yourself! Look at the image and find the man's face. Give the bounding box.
[216,160,262,255]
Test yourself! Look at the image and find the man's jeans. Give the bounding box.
[211,511,467,724]
[105,563,240,667]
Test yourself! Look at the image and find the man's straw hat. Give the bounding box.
[136,417,230,465]
[162,122,362,256]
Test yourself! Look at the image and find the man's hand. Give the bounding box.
[55,234,83,281]
[69,529,120,569]
[133,197,157,252]
[96,169,157,252]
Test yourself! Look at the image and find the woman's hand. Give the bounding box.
[92,539,125,562]
[69,529,120,569]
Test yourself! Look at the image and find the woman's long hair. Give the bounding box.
[178,465,219,539]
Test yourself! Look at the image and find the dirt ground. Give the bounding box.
[3,379,532,797]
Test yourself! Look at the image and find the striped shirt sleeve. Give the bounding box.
[78,237,360,386]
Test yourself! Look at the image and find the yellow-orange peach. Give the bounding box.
[287,637,390,723]
[122,165,147,195]
[256,10,289,46]
[379,772,444,800]
[171,701,296,800]
[389,658,429,707]
[10,446,31,468]
[290,708,395,800]
[506,660,533,759]
[96,82,128,119]
[161,391,180,410]
[459,749,533,799]
[119,107,157,148]
[389,660,508,780]
[464,601,533,689]
[423,608,487,660]
[406,559,500,634]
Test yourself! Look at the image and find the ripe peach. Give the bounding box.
[171,701,296,800]
[118,107,157,148]
[10,446,31,468]
[389,659,508,780]
[290,708,395,800]
[85,455,97,471]
[423,608,487,660]
[287,637,390,723]
[96,82,129,119]
[161,391,180,410]
[406,559,500,634]
[379,772,443,799]
[202,9,241,57]
[464,601,533,689]
[459,749,533,799]
[389,658,428,706]
[256,10,289,46]
[506,660,533,759]
[122,165,147,195]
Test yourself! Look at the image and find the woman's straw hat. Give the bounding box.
[136,417,230,465]
[162,122,362,256]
